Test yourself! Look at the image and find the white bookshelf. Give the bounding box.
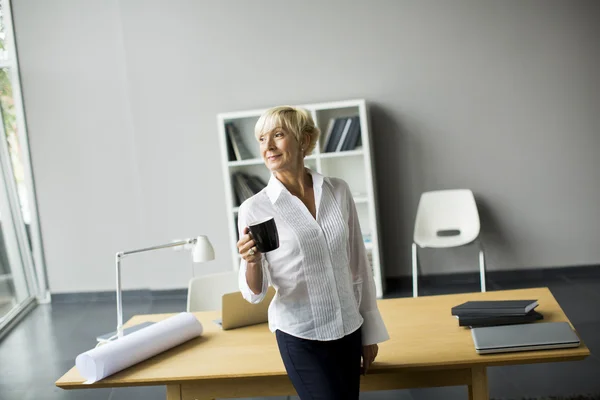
[217,99,385,298]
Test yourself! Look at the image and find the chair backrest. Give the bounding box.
[186,271,239,312]
[413,189,480,248]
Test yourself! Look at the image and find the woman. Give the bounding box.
[237,105,389,400]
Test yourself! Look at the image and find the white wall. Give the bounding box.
[12,0,600,292]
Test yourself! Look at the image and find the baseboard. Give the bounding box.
[385,264,600,293]
[50,288,188,303]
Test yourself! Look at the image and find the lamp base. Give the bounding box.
[96,321,155,342]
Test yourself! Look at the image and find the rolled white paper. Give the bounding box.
[76,312,203,383]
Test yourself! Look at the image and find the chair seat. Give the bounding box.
[414,231,478,248]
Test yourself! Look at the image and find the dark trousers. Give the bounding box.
[275,327,362,400]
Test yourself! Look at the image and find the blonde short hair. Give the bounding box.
[254,106,320,156]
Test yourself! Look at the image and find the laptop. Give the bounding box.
[214,286,276,330]
[471,321,580,354]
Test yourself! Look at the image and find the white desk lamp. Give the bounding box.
[114,235,215,339]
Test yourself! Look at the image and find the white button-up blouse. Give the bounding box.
[237,169,389,345]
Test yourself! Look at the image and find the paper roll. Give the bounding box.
[76,312,203,383]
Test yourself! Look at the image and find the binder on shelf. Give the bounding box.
[334,118,353,152]
[323,118,346,152]
[233,173,253,205]
[225,130,237,161]
[226,122,254,161]
[231,172,267,206]
[245,175,267,194]
[340,116,361,151]
[323,116,362,153]
[321,118,336,152]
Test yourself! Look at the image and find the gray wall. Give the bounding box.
[12,0,600,293]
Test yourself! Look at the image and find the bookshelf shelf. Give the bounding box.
[217,99,385,297]
[228,158,263,167]
[227,154,319,168]
[319,149,364,159]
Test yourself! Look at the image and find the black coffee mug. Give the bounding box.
[248,217,280,253]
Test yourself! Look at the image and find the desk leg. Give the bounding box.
[166,384,182,400]
[468,366,489,400]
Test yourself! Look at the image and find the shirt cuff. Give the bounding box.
[239,259,268,304]
[361,309,390,345]
[242,287,267,304]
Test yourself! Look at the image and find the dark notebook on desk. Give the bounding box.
[458,310,543,327]
[452,300,538,316]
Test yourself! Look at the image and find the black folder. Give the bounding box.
[458,310,543,327]
[451,300,538,316]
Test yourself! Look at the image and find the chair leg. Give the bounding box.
[478,241,486,292]
[412,243,419,297]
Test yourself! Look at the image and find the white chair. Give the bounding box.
[412,189,486,297]
[186,271,239,312]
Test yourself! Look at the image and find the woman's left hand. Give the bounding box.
[361,344,379,375]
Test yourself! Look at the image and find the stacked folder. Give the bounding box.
[451,300,543,328]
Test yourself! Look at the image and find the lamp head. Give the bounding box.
[192,235,215,263]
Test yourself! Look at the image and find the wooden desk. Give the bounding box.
[56,288,590,400]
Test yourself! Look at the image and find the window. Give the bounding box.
[0,0,48,331]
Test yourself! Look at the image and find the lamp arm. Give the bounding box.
[120,238,196,257]
[115,237,197,338]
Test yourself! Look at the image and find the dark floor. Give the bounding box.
[1,268,599,400]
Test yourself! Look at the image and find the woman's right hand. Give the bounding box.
[237,227,262,264]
